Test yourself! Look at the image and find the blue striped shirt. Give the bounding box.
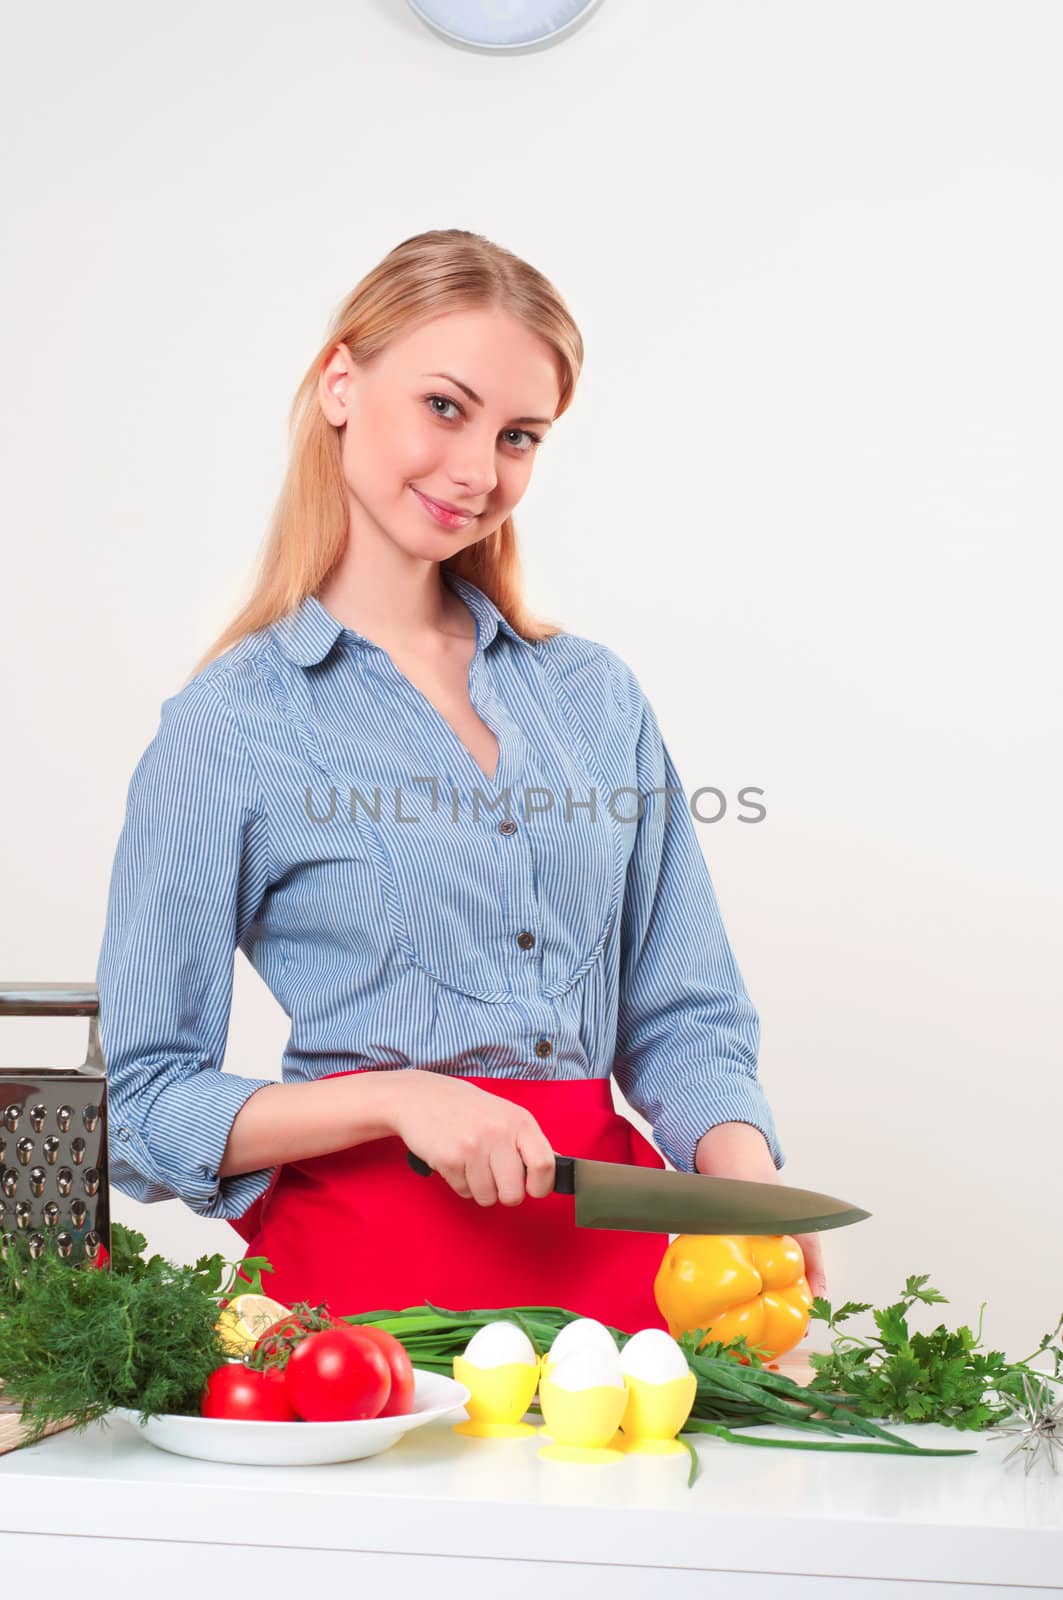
[95,570,783,1222]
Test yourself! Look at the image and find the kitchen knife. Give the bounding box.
[406,1148,869,1236]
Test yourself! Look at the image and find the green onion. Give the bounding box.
[339,1302,977,1487]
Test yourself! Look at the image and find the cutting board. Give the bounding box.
[0,1384,76,1455]
[768,1348,823,1387]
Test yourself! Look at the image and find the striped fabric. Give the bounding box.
[95,569,783,1221]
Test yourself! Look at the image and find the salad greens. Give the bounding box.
[0,1224,271,1443]
[805,1274,1063,1430]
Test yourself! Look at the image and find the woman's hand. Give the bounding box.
[694,1122,828,1301]
[390,1070,557,1207]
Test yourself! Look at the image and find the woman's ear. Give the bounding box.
[318,342,354,426]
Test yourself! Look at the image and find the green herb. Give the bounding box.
[805,1274,1063,1429]
[0,1223,272,1444]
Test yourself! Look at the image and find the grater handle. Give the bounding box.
[0,983,98,1017]
[0,983,104,1075]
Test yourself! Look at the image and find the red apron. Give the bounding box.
[230,1072,671,1335]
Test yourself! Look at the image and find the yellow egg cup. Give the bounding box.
[451,1354,542,1437]
[617,1371,698,1455]
[451,1351,694,1461]
[541,1350,624,1452]
[536,1373,629,1463]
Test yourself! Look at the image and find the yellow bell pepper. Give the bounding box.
[654,1234,814,1361]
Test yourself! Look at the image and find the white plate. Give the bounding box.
[108,1368,470,1465]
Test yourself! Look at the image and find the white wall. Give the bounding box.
[2,0,1059,1367]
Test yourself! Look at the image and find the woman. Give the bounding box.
[96,228,825,1332]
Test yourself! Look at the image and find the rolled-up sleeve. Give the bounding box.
[95,678,278,1220]
[611,685,785,1174]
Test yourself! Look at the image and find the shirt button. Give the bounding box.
[534,1038,553,1058]
[498,819,518,835]
[516,930,536,950]
[117,1128,131,1141]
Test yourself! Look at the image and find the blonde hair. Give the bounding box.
[186,229,584,682]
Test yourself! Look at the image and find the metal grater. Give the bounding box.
[0,983,111,1268]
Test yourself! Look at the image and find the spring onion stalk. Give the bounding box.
[339,1302,977,1487]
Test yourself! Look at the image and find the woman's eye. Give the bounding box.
[425,395,542,454]
[503,427,542,453]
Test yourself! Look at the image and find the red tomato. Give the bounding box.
[284,1328,392,1422]
[253,1307,336,1365]
[338,1323,416,1417]
[201,1363,298,1421]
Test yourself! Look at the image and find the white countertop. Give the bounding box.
[2,1396,1061,1591]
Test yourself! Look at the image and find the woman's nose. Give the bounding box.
[449,441,498,496]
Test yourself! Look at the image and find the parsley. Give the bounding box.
[806,1273,1063,1429]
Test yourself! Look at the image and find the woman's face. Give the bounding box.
[318,306,562,560]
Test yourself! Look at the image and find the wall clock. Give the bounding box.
[407,0,606,54]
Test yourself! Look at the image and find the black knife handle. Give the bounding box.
[406,1147,576,1195]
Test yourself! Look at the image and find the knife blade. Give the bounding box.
[406,1148,870,1235]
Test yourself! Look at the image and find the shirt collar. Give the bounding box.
[270,570,535,668]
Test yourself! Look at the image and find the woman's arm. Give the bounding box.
[695,1119,777,1177]
[96,679,282,1220]
[695,1119,828,1299]
[217,1071,404,1177]
[611,679,784,1175]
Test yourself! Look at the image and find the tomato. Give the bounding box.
[284,1328,392,1422]
[338,1323,416,1417]
[201,1363,298,1421]
[252,1304,336,1366]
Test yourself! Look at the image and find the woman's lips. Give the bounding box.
[412,487,478,529]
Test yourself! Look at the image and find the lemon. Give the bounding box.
[215,1293,292,1357]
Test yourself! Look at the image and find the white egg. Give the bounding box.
[546,1317,619,1367]
[547,1347,626,1392]
[619,1328,691,1384]
[462,1320,538,1369]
